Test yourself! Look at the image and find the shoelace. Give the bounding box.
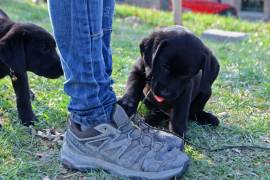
[121,113,167,151]
[130,89,169,136]
[131,114,156,134]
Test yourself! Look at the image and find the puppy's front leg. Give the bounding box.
[118,58,146,116]
[11,72,36,126]
[170,82,193,137]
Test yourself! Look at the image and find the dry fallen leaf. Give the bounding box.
[232,148,241,154]
[263,138,270,144]
[0,115,4,128]
[36,152,51,163]
[217,112,230,119]
[0,117,3,128]
[59,166,68,175]
[36,129,64,142]
[42,176,50,180]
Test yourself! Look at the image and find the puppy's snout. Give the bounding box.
[159,89,171,97]
[152,82,170,97]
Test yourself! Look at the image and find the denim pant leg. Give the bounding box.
[102,0,115,77]
[101,0,116,118]
[48,0,116,126]
[86,0,117,122]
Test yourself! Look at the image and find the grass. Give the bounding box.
[0,0,269,179]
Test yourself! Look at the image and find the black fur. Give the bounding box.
[118,26,220,136]
[0,9,63,126]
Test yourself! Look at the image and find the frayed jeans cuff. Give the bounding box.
[70,109,110,127]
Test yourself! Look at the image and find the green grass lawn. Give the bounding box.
[0,0,269,179]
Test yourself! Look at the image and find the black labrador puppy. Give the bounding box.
[118,26,220,136]
[0,9,63,126]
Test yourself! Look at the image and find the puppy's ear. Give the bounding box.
[140,37,153,66]
[151,40,167,65]
[140,36,167,67]
[0,9,9,19]
[201,49,220,91]
[0,24,27,75]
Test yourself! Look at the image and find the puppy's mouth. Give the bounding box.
[152,89,180,102]
[151,89,166,103]
[144,84,166,103]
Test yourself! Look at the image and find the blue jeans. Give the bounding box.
[48,0,116,126]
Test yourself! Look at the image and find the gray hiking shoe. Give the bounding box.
[131,114,185,151]
[60,104,190,179]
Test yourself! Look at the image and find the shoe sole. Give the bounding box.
[60,142,190,179]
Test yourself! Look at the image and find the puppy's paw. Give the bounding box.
[117,95,138,117]
[169,122,186,138]
[145,114,162,127]
[19,112,38,126]
[22,120,35,126]
[195,111,219,126]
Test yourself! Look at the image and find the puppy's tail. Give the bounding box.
[0,9,9,19]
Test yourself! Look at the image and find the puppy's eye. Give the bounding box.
[163,64,170,71]
[40,43,51,54]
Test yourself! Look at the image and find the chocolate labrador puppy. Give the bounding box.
[118,26,220,136]
[0,9,63,126]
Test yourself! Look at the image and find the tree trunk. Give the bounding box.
[231,0,240,13]
[264,0,270,21]
[172,0,182,25]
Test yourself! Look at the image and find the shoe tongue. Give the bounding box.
[112,104,130,128]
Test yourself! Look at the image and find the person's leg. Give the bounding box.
[48,0,189,178]
[102,0,115,77]
[48,0,116,127]
[85,0,117,122]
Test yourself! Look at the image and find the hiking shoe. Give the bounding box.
[60,104,190,179]
[131,114,185,151]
